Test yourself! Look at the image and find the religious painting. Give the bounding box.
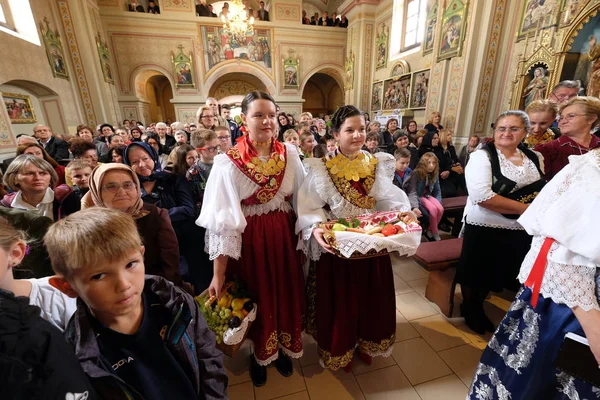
[345,51,355,90]
[437,0,469,62]
[39,17,69,80]
[172,45,195,88]
[562,12,600,98]
[521,64,549,109]
[200,25,273,74]
[422,2,438,56]
[2,93,37,124]
[282,56,299,89]
[390,60,409,78]
[560,0,585,26]
[96,33,114,84]
[371,81,383,111]
[375,22,389,70]
[382,74,411,110]
[409,69,430,109]
[517,0,560,41]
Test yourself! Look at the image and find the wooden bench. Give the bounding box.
[412,238,463,317]
[441,196,467,237]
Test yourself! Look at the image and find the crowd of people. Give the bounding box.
[0,82,599,399]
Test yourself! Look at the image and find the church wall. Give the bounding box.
[0,83,48,136]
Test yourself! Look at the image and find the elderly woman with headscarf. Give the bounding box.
[81,163,182,286]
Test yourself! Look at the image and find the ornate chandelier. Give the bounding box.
[221,0,255,36]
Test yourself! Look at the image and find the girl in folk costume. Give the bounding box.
[468,148,600,399]
[296,105,413,371]
[196,91,306,387]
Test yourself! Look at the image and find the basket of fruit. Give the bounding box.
[196,280,257,357]
[321,211,422,259]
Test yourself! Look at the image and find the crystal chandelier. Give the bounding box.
[221,0,255,36]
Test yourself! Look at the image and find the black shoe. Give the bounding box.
[460,303,486,335]
[275,349,293,377]
[424,230,435,241]
[250,356,267,387]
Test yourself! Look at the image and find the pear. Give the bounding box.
[332,223,347,231]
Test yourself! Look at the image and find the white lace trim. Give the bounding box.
[518,236,600,312]
[205,231,242,261]
[471,192,497,206]
[497,149,542,191]
[242,200,292,217]
[465,220,525,231]
[362,345,393,358]
[248,342,304,366]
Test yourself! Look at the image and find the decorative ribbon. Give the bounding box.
[524,237,555,308]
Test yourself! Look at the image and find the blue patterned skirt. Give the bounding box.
[468,287,600,399]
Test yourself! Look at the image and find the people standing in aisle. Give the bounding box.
[296,105,413,372]
[197,91,306,387]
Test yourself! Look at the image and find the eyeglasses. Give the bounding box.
[102,181,137,193]
[557,113,587,122]
[217,135,231,141]
[495,127,524,133]
[201,115,214,119]
[198,145,221,153]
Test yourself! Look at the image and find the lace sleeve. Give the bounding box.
[464,150,496,205]
[205,230,242,261]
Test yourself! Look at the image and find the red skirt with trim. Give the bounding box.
[309,253,396,370]
[227,210,305,364]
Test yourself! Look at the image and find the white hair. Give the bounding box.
[155,122,167,129]
[171,121,185,131]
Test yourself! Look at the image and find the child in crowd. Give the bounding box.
[283,129,300,148]
[188,129,220,218]
[47,208,228,399]
[214,125,232,153]
[299,131,316,159]
[326,137,337,153]
[297,122,311,136]
[67,159,92,200]
[0,216,75,332]
[392,149,426,229]
[414,152,444,241]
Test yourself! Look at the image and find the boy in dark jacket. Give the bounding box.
[46,208,228,400]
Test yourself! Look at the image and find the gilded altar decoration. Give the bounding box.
[422,2,438,56]
[96,33,114,84]
[325,152,377,209]
[40,17,69,80]
[2,93,37,124]
[172,45,195,88]
[345,51,355,91]
[437,0,469,62]
[375,22,389,71]
[282,53,299,89]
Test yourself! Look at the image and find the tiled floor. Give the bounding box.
[225,254,514,400]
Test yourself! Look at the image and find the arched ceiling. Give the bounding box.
[1,80,57,96]
[208,72,267,99]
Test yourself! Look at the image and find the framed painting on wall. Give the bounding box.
[96,33,114,84]
[2,93,37,124]
[409,69,430,109]
[560,0,586,27]
[39,17,69,80]
[517,0,560,41]
[371,81,383,111]
[437,0,469,62]
[382,74,411,110]
[172,45,195,88]
[282,56,299,89]
[375,22,389,70]
[390,60,409,78]
[422,2,438,56]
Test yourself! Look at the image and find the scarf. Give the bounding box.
[123,142,166,183]
[234,134,286,165]
[81,163,148,219]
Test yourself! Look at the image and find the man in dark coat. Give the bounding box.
[258,1,269,21]
[33,124,69,161]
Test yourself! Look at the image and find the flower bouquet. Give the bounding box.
[321,211,422,259]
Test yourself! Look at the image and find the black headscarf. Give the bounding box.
[123,142,166,182]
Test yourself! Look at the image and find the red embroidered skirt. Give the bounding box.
[227,210,305,364]
[308,253,396,370]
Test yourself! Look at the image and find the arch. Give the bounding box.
[128,64,176,96]
[1,80,58,97]
[301,71,344,115]
[204,62,276,95]
[131,68,176,123]
[299,63,345,94]
[208,72,267,100]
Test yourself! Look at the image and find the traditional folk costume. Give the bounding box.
[523,128,559,149]
[196,136,306,365]
[468,150,600,399]
[296,149,412,370]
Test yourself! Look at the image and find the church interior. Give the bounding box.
[0,0,599,399]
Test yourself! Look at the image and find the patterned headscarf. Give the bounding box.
[123,142,165,182]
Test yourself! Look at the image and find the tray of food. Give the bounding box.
[321,211,422,259]
[196,280,257,356]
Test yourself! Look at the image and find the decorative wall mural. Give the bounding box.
[409,69,430,109]
[200,25,273,74]
[561,0,586,26]
[382,74,411,110]
[96,33,114,84]
[282,55,299,89]
[172,44,195,88]
[40,17,69,80]
[212,81,259,99]
[371,81,383,111]
[345,50,355,90]
[437,0,469,62]
[564,11,600,97]
[2,93,37,124]
[423,2,438,56]
[517,0,560,41]
[390,60,409,77]
[375,22,389,70]
[522,65,549,108]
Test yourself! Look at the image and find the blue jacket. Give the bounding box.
[415,174,442,205]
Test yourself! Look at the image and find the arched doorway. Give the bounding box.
[301,72,344,117]
[208,72,268,118]
[134,70,175,124]
[0,79,65,136]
